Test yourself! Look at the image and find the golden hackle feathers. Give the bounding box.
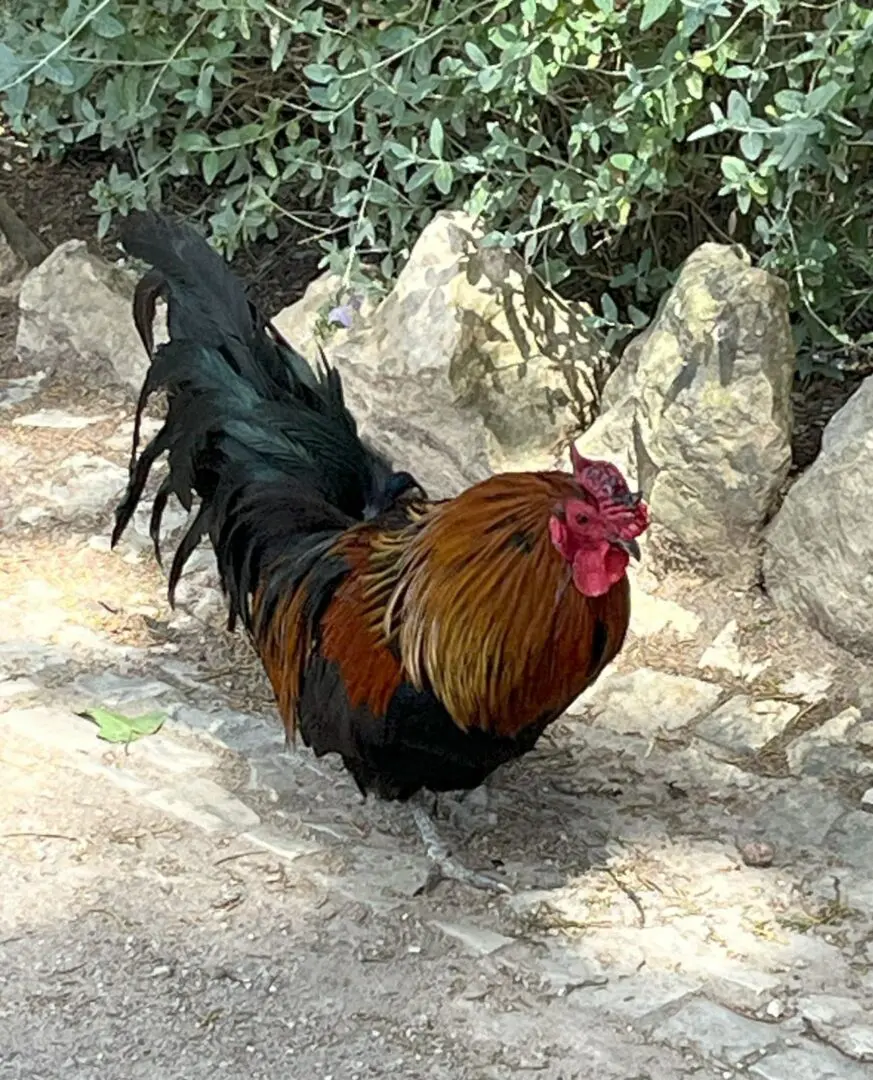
[368,473,628,737]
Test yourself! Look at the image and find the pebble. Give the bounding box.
[740,841,774,867]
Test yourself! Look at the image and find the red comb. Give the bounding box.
[570,444,592,476]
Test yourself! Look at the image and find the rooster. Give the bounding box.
[113,211,649,893]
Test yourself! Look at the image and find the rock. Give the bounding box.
[1,705,100,756]
[752,785,846,851]
[12,408,110,429]
[126,495,191,555]
[826,811,873,870]
[705,968,783,1013]
[571,667,723,737]
[575,971,701,1023]
[431,920,515,957]
[796,994,873,1062]
[739,841,774,867]
[627,579,701,640]
[241,827,323,864]
[699,619,771,681]
[72,672,176,709]
[35,453,128,522]
[853,723,873,751]
[145,776,260,832]
[764,375,873,653]
[170,567,224,622]
[861,788,873,813]
[15,239,165,394]
[696,695,800,757]
[0,439,26,469]
[131,736,215,775]
[0,676,40,700]
[106,415,163,453]
[0,371,45,410]
[779,670,833,704]
[785,708,872,780]
[578,242,794,584]
[16,505,49,525]
[749,1043,873,1080]
[170,704,282,758]
[275,324,492,500]
[273,211,608,488]
[653,997,780,1064]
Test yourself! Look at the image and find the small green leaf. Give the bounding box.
[80,707,165,744]
[600,292,619,322]
[464,42,488,68]
[407,163,436,191]
[257,143,278,179]
[609,153,635,172]
[92,12,126,38]
[176,131,212,152]
[720,155,747,183]
[202,151,221,185]
[477,67,503,92]
[304,63,337,84]
[628,305,649,328]
[739,131,763,162]
[805,82,840,115]
[433,161,453,194]
[687,122,720,142]
[640,0,673,32]
[776,132,806,172]
[270,28,291,72]
[726,90,751,124]
[528,54,548,96]
[568,221,587,256]
[0,43,21,85]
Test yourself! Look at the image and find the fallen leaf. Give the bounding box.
[80,706,165,744]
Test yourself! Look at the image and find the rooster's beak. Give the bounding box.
[614,537,641,561]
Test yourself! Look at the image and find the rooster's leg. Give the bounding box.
[410,793,510,895]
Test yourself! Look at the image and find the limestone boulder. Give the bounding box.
[274,211,609,482]
[15,239,164,393]
[577,243,794,584]
[764,375,873,653]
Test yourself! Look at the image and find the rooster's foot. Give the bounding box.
[410,796,510,896]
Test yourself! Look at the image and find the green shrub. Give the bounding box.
[2,0,873,368]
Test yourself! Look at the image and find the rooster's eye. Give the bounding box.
[575,513,589,525]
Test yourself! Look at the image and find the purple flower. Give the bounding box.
[327,304,354,328]
[326,294,363,329]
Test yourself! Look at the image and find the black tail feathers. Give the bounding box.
[111,210,418,625]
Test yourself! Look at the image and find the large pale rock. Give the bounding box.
[15,240,163,393]
[578,243,794,583]
[274,211,608,484]
[570,667,723,737]
[764,376,873,653]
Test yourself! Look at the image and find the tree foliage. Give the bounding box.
[3,0,873,368]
